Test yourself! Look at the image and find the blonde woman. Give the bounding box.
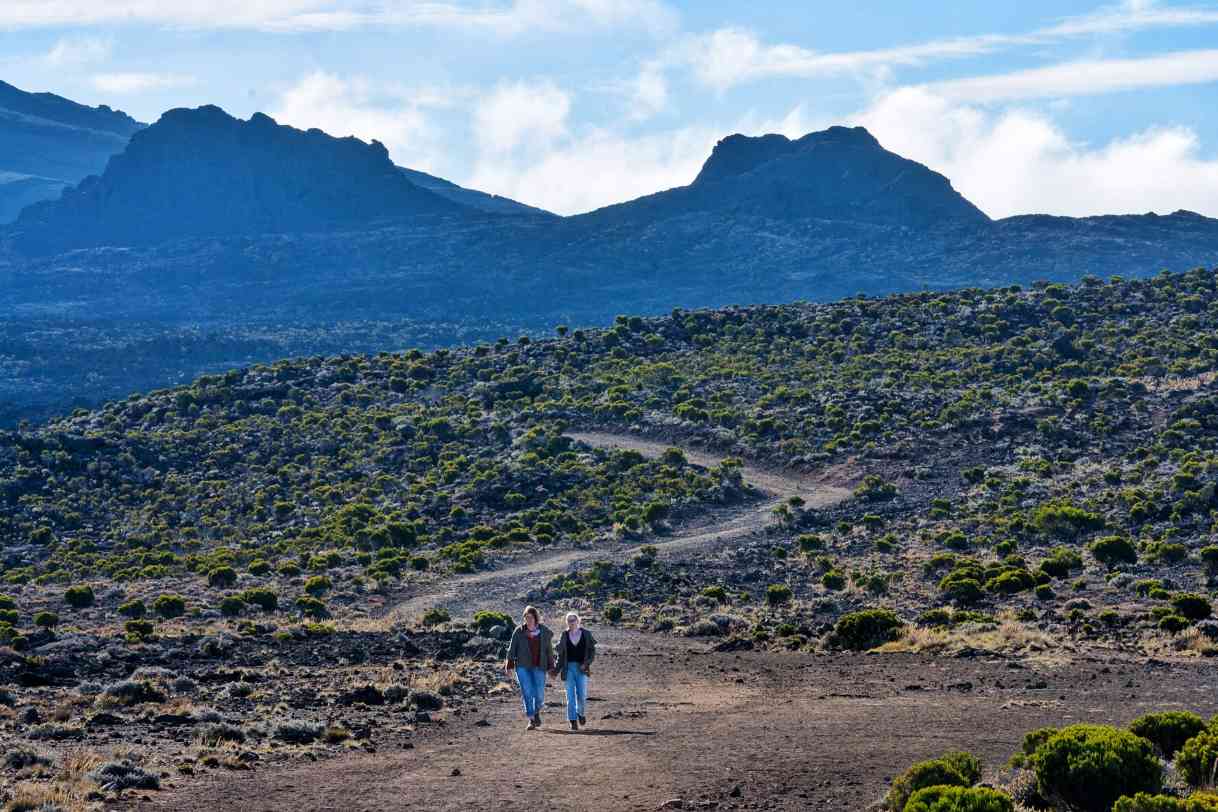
[554,611,596,731]
[504,605,554,730]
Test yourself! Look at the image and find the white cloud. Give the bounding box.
[628,65,668,120]
[270,71,449,172]
[468,124,718,215]
[43,34,112,67]
[673,3,1218,91]
[0,0,677,35]
[90,73,197,93]
[474,80,571,156]
[852,86,1218,218]
[928,48,1218,102]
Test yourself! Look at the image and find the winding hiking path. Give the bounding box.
[385,432,852,621]
[139,435,1218,811]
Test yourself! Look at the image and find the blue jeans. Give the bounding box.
[565,663,588,721]
[515,666,546,718]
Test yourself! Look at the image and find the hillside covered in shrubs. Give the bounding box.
[6,267,1218,805]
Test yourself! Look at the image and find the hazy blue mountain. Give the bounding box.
[397,167,553,217]
[2,107,1217,425]
[0,80,143,224]
[580,126,988,229]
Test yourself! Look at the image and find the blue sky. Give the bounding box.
[4,0,1218,217]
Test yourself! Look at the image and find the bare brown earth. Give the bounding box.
[137,435,1218,811]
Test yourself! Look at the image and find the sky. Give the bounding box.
[4,0,1218,218]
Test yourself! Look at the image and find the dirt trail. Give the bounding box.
[141,435,1218,811]
[386,432,851,622]
[147,626,1218,811]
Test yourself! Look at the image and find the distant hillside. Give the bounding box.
[0,80,143,223]
[581,126,988,229]
[11,106,502,251]
[2,108,1218,425]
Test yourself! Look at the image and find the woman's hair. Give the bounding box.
[522,605,541,625]
[565,612,581,625]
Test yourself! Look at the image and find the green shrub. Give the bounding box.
[821,571,846,591]
[118,599,146,618]
[1113,794,1218,812]
[884,756,974,811]
[1159,615,1190,635]
[766,584,793,606]
[152,594,186,619]
[1090,536,1138,567]
[1032,724,1162,811]
[603,605,623,622]
[701,586,727,603]
[207,566,237,589]
[1176,728,1218,787]
[124,619,155,641]
[0,609,17,625]
[473,610,512,634]
[295,596,329,620]
[248,559,271,576]
[33,611,59,629]
[1171,594,1213,622]
[421,607,450,626]
[219,596,244,617]
[64,585,94,609]
[904,786,1013,812]
[304,575,332,597]
[0,595,13,610]
[1128,711,1206,758]
[238,588,278,612]
[831,609,904,651]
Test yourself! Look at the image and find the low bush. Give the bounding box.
[33,611,59,629]
[219,596,244,617]
[904,786,1013,812]
[1171,594,1213,622]
[473,610,512,635]
[1128,711,1206,758]
[421,607,450,627]
[884,752,979,811]
[275,720,323,744]
[1090,536,1138,567]
[1032,724,1161,811]
[1113,794,1218,812]
[207,566,237,589]
[304,575,332,597]
[1176,728,1218,787]
[295,596,330,620]
[88,760,160,791]
[831,608,905,651]
[117,599,146,618]
[152,594,186,619]
[64,585,94,609]
[239,588,278,612]
[766,584,793,606]
[603,605,624,622]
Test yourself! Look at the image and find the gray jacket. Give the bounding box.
[555,627,596,675]
[505,623,554,671]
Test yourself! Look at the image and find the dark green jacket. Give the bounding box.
[555,627,596,676]
[505,623,554,671]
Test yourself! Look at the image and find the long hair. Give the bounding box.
[522,605,541,627]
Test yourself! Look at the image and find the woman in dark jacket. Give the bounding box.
[555,611,596,731]
[504,605,554,730]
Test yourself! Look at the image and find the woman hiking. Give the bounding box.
[555,611,596,731]
[504,605,554,730]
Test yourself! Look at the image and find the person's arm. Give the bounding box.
[554,631,565,675]
[505,627,519,671]
[583,630,595,672]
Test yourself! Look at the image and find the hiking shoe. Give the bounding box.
[578,715,587,727]
[570,720,579,731]
[526,719,537,731]
[532,714,542,728]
